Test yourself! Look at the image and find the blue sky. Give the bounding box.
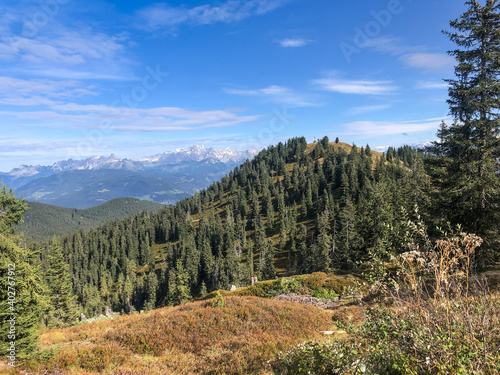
[0,0,467,171]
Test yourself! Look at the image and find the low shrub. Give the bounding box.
[270,340,368,375]
[43,342,130,373]
[211,291,224,308]
[231,285,266,297]
[331,305,364,328]
[323,278,351,294]
[311,288,338,300]
[265,277,302,297]
[293,272,327,291]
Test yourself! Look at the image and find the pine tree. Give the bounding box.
[144,271,158,311]
[0,184,45,358]
[245,238,255,280]
[296,224,309,273]
[167,268,177,306]
[45,238,79,328]
[316,210,332,272]
[174,260,191,305]
[435,0,500,262]
[259,238,276,280]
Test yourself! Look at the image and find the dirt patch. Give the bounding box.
[274,293,348,310]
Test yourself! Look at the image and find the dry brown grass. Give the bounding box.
[18,296,336,375]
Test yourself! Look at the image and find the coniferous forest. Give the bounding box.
[33,139,434,319]
[0,1,499,373]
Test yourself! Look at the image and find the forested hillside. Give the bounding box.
[18,198,164,241]
[34,137,436,318]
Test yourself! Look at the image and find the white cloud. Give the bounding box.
[0,104,263,132]
[416,81,449,89]
[0,76,96,106]
[0,11,133,81]
[137,0,291,31]
[313,75,396,95]
[348,104,392,114]
[225,85,319,107]
[0,31,127,65]
[361,37,422,55]
[362,38,454,72]
[373,145,390,152]
[340,117,448,136]
[278,38,311,48]
[399,53,454,71]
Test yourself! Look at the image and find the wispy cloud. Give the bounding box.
[416,81,449,89]
[0,30,128,65]
[278,38,311,48]
[225,85,319,107]
[348,104,392,115]
[399,53,453,71]
[361,37,422,55]
[0,76,97,106]
[0,9,134,81]
[363,37,453,72]
[0,104,263,132]
[136,0,291,31]
[313,74,396,95]
[340,117,449,136]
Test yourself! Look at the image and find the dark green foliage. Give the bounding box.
[0,183,45,359]
[174,260,192,305]
[45,238,79,328]
[429,0,500,263]
[0,184,27,235]
[18,198,164,242]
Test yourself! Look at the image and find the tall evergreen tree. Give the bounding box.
[144,271,158,311]
[0,185,45,358]
[174,260,191,305]
[316,210,332,272]
[434,0,500,262]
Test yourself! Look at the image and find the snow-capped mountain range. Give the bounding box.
[6,145,259,178]
[0,145,259,209]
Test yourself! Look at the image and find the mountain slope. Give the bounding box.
[18,198,164,241]
[23,296,335,374]
[15,169,203,208]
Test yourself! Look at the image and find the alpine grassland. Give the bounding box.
[18,296,337,375]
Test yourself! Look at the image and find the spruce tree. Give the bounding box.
[259,238,276,280]
[45,238,79,328]
[174,260,191,305]
[144,271,158,311]
[0,185,45,358]
[316,210,332,272]
[435,0,500,262]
